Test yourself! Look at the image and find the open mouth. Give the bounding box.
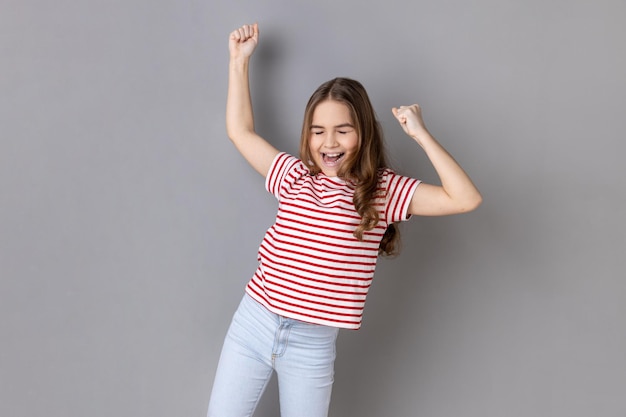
[321,152,345,165]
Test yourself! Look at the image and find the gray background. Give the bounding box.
[2,0,625,416]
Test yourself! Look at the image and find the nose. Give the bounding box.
[323,132,339,147]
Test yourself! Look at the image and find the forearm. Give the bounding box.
[416,131,482,211]
[224,23,278,176]
[226,57,255,140]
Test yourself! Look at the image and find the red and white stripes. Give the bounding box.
[245,153,419,329]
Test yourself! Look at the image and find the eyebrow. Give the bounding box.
[310,123,354,129]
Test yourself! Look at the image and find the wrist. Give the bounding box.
[409,128,432,142]
[229,57,250,75]
[229,56,251,67]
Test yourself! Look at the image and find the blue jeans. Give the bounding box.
[207,294,340,417]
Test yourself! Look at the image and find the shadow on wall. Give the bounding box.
[249,29,295,155]
[331,202,496,415]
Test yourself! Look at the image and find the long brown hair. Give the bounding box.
[299,77,400,256]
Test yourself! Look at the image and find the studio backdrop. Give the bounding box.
[1,1,625,416]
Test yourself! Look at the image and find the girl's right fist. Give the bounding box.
[229,23,259,59]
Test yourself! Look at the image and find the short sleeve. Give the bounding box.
[265,152,309,200]
[382,170,421,223]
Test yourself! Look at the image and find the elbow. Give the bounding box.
[451,191,483,214]
[226,127,245,145]
[463,192,483,213]
[225,123,237,142]
[226,122,254,145]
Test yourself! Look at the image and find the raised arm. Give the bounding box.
[392,105,482,216]
[227,23,279,177]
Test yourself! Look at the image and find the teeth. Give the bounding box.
[324,153,342,157]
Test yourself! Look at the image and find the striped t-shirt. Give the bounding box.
[245,152,420,329]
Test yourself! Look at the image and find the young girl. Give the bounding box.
[208,23,482,417]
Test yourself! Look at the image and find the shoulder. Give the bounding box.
[266,152,311,195]
[377,167,421,197]
[272,153,310,176]
[376,167,399,188]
